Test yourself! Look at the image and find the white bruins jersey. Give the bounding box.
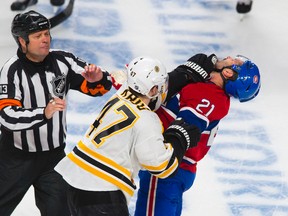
[55,89,179,203]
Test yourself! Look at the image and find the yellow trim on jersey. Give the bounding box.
[140,143,174,172]
[154,158,179,179]
[78,141,131,177]
[67,152,134,197]
[141,159,170,172]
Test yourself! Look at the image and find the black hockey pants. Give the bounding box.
[0,143,70,216]
[67,186,130,216]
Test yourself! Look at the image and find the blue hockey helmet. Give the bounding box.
[224,60,261,102]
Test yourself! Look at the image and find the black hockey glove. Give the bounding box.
[176,53,218,82]
[163,118,201,164]
[165,53,218,101]
[163,118,201,151]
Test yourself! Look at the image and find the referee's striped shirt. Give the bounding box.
[0,49,112,152]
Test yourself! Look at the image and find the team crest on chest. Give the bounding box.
[51,74,66,97]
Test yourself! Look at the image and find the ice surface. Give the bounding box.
[1,0,288,215]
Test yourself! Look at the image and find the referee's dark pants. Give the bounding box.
[0,142,70,216]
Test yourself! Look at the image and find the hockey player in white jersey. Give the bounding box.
[55,56,201,216]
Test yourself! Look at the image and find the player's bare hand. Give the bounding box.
[81,64,103,83]
[44,97,66,119]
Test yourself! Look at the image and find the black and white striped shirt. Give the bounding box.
[0,49,112,152]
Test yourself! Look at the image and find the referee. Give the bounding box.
[0,10,112,216]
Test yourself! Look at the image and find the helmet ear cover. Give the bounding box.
[217,66,238,90]
[222,66,239,81]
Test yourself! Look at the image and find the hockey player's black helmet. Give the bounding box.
[11,10,51,48]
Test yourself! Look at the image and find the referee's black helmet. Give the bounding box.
[11,10,51,48]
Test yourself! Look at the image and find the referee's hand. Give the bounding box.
[81,64,103,83]
[44,97,66,119]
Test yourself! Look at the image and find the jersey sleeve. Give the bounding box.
[134,111,179,178]
[51,50,112,97]
[0,57,47,131]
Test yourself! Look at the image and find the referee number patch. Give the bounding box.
[0,84,8,94]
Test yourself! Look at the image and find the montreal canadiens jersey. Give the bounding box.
[55,89,179,203]
[156,81,230,173]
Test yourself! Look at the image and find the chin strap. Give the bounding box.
[214,67,228,89]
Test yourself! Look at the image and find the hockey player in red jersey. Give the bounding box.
[134,55,261,216]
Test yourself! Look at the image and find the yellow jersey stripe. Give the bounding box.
[78,141,131,177]
[67,152,134,196]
